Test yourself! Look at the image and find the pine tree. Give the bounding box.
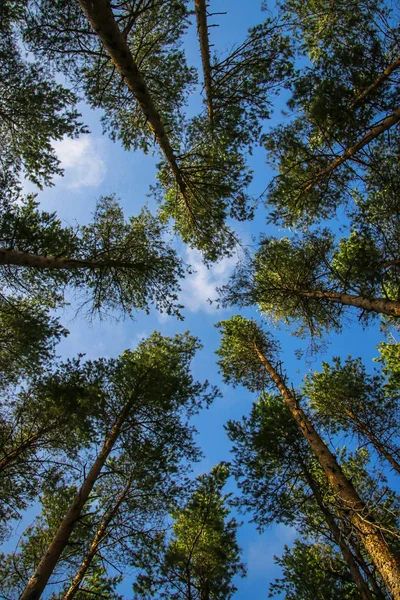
[226,393,379,600]
[219,225,400,344]
[0,194,184,318]
[216,316,400,598]
[133,464,245,600]
[0,0,87,187]
[19,331,217,600]
[305,349,400,474]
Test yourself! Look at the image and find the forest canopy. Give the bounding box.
[0,1,399,599]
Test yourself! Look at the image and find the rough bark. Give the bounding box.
[76,0,188,204]
[295,449,374,600]
[194,0,214,124]
[344,408,400,475]
[62,481,131,600]
[350,541,388,600]
[303,106,400,192]
[350,57,400,110]
[0,248,146,272]
[299,288,400,318]
[253,344,400,599]
[19,398,135,600]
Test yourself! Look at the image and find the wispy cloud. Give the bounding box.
[180,248,237,314]
[53,135,106,189]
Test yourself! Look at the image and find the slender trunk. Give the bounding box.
[303,106,400,192]
[350,57,400,110]
[0,248,146,272]
[194,0,214,124]
[253,344,400,599]
[62,481,131,600]
[295,450,374,600]
[345,409,400,475]
[76,0,188,204]
[299,288,400,318]
[19,399,134,600]
[0,431,42,472]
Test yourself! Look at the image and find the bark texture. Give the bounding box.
[76,0,187,201]
[295,450,374,600]
[304,106,400,191]
[0,248,146,271]
[299,288,400,318]
[194,0,214,123]
[253,344,400,599]
[350,57,400,109]
[62,482,131,600]
[19,399,134,600]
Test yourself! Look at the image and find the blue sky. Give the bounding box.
[12,1,400,597]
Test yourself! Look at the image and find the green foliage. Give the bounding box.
[1,331,218,593]
[263,0,400,226]
[156,115,254,262]
[0,296,67,388]
[0,1,87,187]
[211,19,293,150]
[25,0,195,154]
[0,194,185,317]
[216,315,280,392]
[156,18,292,261]
[133,464,245,600]
[304,352,400,469]
[219,223,400,345]
[376,341,400,393]
[0,359,102,526]
[226,393,315,529]
[0,481,104,598]
[269,539,361,600]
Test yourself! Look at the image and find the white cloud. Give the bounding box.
[179,248,237,314]
[52,136,106,189]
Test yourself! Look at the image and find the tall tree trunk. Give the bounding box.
[194,0,214,124]
[253,344,400,599]
[0,248,147,272]
[303,106,400,192]
[76,0,190,212]
[299,288,400,318]
[19,399,134,600]
[62,481,131,600]
[295,450,374,600]
[344,408,400,475]
[349,539,388,600]
[350,57,400,109]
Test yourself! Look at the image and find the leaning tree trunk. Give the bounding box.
[253,343,400,599]
[303,106,400,192]
[0,248,147,272]
[350,56,400,109]
[19,399,134,600]
[295,450,374,600]
[62,481,131,600]
[300,288,400,318]
[194,0,214,124]
[76,0,190,213]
